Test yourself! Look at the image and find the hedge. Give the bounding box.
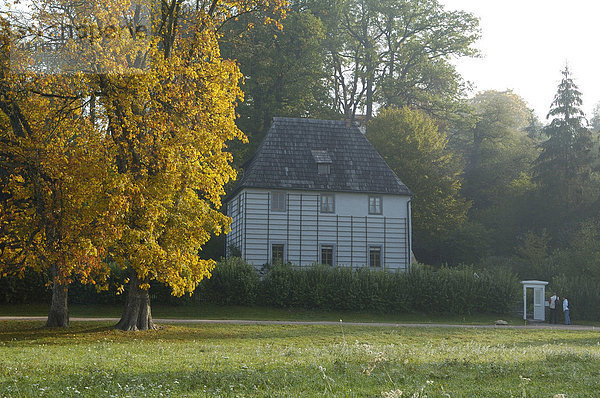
[260,263,519,314]
[0,258,520,315]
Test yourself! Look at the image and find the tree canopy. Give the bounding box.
[367,107,470,262]
[220,2,337,165]
[323,0,479,120]
[534,66,595,211]
[458,90,538,209]
[0,13,121,326]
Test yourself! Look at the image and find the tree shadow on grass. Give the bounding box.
[0,322,116,344]
[0,321,357,346]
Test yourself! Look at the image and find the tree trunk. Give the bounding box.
[115,273,156,331]
[46,278,69,328]
[366,76,373,120]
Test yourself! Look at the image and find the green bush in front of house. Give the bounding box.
[0,256,520,315]
[194,256,260,305]
[260,262,520,315]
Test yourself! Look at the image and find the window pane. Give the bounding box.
[368,196,382,214]
[272,244,284,264]
[369,247,381,267]
[321,194,334,213]
[271,192,286,212]
[321,245,334,266]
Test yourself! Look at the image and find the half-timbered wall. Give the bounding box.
[226,189,412,270]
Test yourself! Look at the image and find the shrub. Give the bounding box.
[0,269,51,304]
[261,262,519,315]
[195,257,260,305]
[0,256,521,316]
[551,275,600,321]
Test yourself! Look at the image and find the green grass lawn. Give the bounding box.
[1,320,600,397]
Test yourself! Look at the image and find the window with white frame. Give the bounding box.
[368,196,382,215]
[272,244,285,264]
[320,193,335,213]
[271,191,286,212]
[369,246,382,268]
[320,245,334,266]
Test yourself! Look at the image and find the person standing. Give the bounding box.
[549,293,559,324]
[563,297,570,325]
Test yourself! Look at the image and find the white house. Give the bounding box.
[225,117,413,270]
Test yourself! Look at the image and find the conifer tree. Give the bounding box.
[534,66,594,210]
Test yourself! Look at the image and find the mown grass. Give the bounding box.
[1,320,600,397]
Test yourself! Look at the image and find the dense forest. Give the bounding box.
[219,0,600,284]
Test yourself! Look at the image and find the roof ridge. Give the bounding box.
[272,117,345,125]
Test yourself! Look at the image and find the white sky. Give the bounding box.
[440,0,600,121]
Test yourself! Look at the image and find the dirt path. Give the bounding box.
[0,316,597,330]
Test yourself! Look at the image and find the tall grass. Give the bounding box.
[1,321,598,397]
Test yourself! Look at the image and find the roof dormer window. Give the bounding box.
[311,150,332,176]
[318,163,330,175]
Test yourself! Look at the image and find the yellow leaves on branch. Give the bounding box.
[0,69,114,286]
[1,0,288,297]
[201,0,288,29]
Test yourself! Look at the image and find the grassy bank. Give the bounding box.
[1,320,600,397]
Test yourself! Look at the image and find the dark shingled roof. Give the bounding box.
[231,117,412,196]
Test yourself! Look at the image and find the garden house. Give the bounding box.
[225,117,413,270]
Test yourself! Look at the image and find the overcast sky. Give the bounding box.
[440,0,600,121]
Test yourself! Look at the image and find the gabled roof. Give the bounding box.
[231,117,412,196]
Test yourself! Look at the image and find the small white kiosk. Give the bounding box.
[521,280,549,321]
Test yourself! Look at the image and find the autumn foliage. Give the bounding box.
[0,16,119,325]
[0,0,288,329]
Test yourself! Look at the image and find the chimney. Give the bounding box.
[347,115,367,134]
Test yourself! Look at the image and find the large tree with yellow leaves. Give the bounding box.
[1,0,287,330]
[0,17,117,327]
[101,0,286,331]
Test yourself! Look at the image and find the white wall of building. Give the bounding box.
[226,188,412,270]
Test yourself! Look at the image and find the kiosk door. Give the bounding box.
[533,286,545,321]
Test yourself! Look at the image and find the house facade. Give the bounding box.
[225,117,413,270]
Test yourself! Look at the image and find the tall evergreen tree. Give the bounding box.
[534,66,594,210]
